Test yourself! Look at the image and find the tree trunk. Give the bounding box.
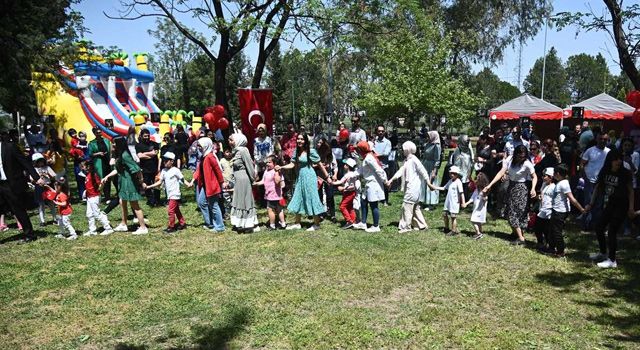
[214,56,231,137]
[252,54,268,88]
[604,0,640,90]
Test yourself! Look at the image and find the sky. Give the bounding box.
[73,0,626,90]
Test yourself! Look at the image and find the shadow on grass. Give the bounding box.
[535,235,640,346]
[115,304,252,350]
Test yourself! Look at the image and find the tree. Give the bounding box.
[265,42,287,125]
[148,19,204,110]
[109,0,292,123]
[0,0,84,118]
[608,71,634,101]
[555,0,640,89]
[425,0,550,66]
[566,53,611,103]
[357,24,479,128]
[523,47,570,106]
[469,68,521,107]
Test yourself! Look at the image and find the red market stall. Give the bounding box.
[489,94,564,140]
[564,93,634,134]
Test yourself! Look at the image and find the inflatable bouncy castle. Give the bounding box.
[35,47,164,141]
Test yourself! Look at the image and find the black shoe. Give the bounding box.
[341,223,353,229]
[163,227,177,234]
[510,239,525,246]
[267,225,277,231]
[18,235,37,244]
[446,230,459,236]
[176,224,187,230]
[39,222,47,227]
[472,233,483,240]
[443,228,451,234]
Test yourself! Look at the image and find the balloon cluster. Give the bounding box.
[203,105,230,131]
[626,91,640,126]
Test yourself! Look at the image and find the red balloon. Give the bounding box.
[203,113,214,125]
[213,104,225,118]
[204,106,215,114]
[338,128,350,141]
[216,117,230,130]
[206,121,216,131]
[627,91,640,109]
[633,109,640,127]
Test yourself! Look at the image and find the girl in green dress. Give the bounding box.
[276,133,330,231]
[101,137,148,235]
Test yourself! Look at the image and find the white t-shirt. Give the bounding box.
[443,178,464,214]
[581,146,610,183]
[160,167,184,200]
[552,179,572,213]
[504,156,535,183]
[537,183,556,219]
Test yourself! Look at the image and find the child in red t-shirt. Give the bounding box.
[51,176,77,240]
[81,160,113,236]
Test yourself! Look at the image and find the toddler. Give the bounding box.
[428,165,465,235]
[145,152,192,233]
[32,153,57,226]
[465,172,489,239]
[332,158,359,229]
[253,155,286,230]
[51,177,77,240]
[81,160,113,236]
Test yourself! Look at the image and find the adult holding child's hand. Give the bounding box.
[484,145,537,245]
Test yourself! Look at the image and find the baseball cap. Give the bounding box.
[163,152,176,160]
[344,158,357,168]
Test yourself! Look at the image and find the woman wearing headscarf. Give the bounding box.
[276,133,328,231]
[419,131,442,210]
[450,134,474,200]
[229,133,259,232]
[192,137,225,232]
[353,141,387,232]
[101,137,148,235]
[386,141,430,233]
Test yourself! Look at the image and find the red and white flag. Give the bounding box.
[237,88,273,154]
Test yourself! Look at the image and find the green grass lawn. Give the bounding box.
[1,186,639,349]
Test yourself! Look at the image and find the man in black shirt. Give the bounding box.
[135,129,160,207]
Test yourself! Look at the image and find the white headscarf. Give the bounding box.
[428,131,441,145]
[231,133,248,149]
[198,137,214,156]
[402,141,417,157]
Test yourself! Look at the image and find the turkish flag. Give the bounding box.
[237,88,273,154]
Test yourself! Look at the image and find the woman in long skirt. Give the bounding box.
[420,131,442,210]
[229,133,259,233]
[276,133,329,231]
[484,145,537,245]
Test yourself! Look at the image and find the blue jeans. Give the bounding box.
[197,188,225,231]
[361,198,380,227]
[581,180,601,230]
[74,161,85,200]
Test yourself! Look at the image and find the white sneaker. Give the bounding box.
[66,234,78,240]
[365,226,381,233]
[589,252,607,261]
[286,224,302,230]
[252,226,261,233]
[83,231,98,236]
[132,227,148,235]
[352,222,367,230]
[398,228,412,234]
[113,223,128,232]
[133,218,149,224]
[597,259,617,268]
[306,225,320,232]
[100,229,114,236]
[54,234,65,239]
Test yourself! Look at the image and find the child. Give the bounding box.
[427,165,465,235]
[332,158,359,229]
[253,155,286,230]
[219,148,235,218]
[465,172,489,240]
[51,176,77,240]
[386,141,429,233]
[32,153,57,226]
[81,160,114,236]
[534,167,556,250]
[550,164,586,258]
[145,152,192,233]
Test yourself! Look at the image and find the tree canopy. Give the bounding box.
[523,47,570,107]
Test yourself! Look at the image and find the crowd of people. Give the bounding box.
[0,117,637,269]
